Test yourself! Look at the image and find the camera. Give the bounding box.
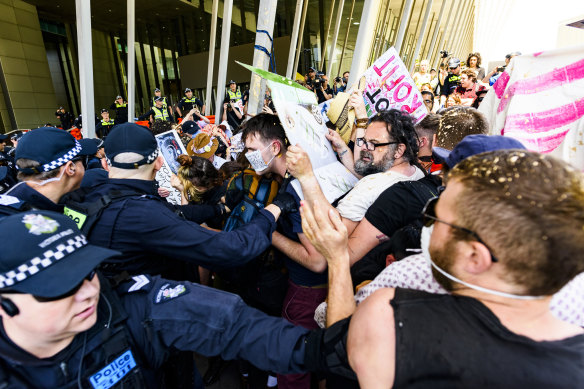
[496,65,506,72]
[334,76,342,83]
[440,50,449,59]
[230,99,236,104]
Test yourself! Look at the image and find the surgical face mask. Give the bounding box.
[245,143,276,173]
[420,225,543,300]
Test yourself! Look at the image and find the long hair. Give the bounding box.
[176,154,223,203]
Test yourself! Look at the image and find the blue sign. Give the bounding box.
[89,349,137,389]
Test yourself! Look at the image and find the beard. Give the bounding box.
[354,149,395,176]
[429,237,459,292]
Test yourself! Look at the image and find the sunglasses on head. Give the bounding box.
[1,270,97,303]
[422,196,498,262]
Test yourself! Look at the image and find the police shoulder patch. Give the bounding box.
[154,282,189,304]
[118,275,152,294]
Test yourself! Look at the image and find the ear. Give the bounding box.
[418,136,427,148]
[395,143,407,159]
[64,161,76,176]
[461,240,494,275]
[153,155,164,172]
[272,141,283,156]
[101,158,110,172]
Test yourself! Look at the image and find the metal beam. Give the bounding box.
[433,0,457,68]
[127,0,135,122]
[409,0,433,72]
[337,0,356,77]
[75,0,95,138]
[286,0,303,79]
[451,0,471,59]
[393,0,414,54]
[214,0,233,118]
[247,0,278,116]
[425,0,445,62]
[347,0,379,88]
[205,0,219,115]
[320,0,336,71]
[293,0,310,75]
[326,0,345,77]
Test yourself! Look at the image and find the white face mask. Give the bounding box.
[245,143,276,173]
[420,225,543,300]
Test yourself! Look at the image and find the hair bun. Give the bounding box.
[177,154,193,167]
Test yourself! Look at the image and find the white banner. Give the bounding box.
[155,129,188,205]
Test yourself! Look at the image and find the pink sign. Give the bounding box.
[361,47,427,123]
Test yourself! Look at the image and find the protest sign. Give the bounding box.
[237,61,358,203]
[360,47,427,123]
[479,45,584,170]
[155,129,188,205]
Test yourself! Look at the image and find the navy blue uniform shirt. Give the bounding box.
[8,182,63,212]
[79,178,277,277]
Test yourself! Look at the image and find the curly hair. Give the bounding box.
[367,109,422,170]
[176,154,223,203]
[466,52,482,68]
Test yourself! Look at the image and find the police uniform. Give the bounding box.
[178,88,204,117]
[5,127,96,212]
[62,123,280,280]
[138,102,173,123]
[0,210,311,388]
[96,110,115,139]
[227,89,242,102]
[110,97,128,124]
[440,58,462,98]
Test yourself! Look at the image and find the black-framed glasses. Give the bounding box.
[422,196,498,262]
[1,270,97,302]
[356,137,399,151]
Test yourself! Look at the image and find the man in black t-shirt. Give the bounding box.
[314,73,333,104]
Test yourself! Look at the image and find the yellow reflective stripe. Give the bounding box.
[64,207,87,230]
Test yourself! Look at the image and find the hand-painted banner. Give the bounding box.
[238,61,358,202]
[359,47,427,123]
[155,129,188,205]
[479,45,584,170]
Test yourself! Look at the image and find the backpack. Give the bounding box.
[223,169,279,231]
[220,170,287,316]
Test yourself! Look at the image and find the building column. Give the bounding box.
[75,0,95,138]
[347,0,379,87]
[214,0,233,118]
[409,0,433,72]
[326,0,345,77]
[286,0,304,79]
[205,0,219,115]
[394,0,414,54]
[127,0,135,122]
[425,0,447,64]
[247,0,278,116]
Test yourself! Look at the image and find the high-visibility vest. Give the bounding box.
[183,97,199,104]
[152,107,169,121]
[151,96,168,108]
[227,90,242,101]
[101,119,115,126]
[115,103,127,108]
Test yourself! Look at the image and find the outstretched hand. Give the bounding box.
[300,200,348,262]
[286,144,314,180]
[349,91,367,119]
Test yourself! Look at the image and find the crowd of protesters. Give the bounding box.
[0,45,583,389]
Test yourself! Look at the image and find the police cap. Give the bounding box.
[0,210,118,298]
[154,96,163,102]
[15,127,96,174]
[10,131,24,142]
[100,108,109,113]
[228,80,236,85]
[0,134,8,141]
[77,139,99,156]
[154,88,161,92]
[104,123,159,169]
[448,58,461,68]
[185,88,192,93]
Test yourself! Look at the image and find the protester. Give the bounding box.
[412,59,432,89]
[454,69,487,106]
[302,149,584,387]
[187,132,227,170]
[222,96,244,133]
[333,71,350,95]
[465,52,485,80]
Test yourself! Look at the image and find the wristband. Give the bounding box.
[355,118,368,125]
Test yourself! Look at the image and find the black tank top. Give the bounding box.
[391,288,584,388]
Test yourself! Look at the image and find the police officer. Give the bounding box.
[110,95,128,124]
[177,88,204,118]
[0,134,9,160]
[138,97,173,124]
[439,57,462,106]
[150,87,168,109]
[96,109,115,139]
[227,80,242,103]
[0,210,315,388]
[62,122,296,280]
[54,106,74,130]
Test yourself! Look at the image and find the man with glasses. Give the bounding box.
[5,127,96,213]
[301,147,584,387]
[421,90,435,113]
[0,210,318,387]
